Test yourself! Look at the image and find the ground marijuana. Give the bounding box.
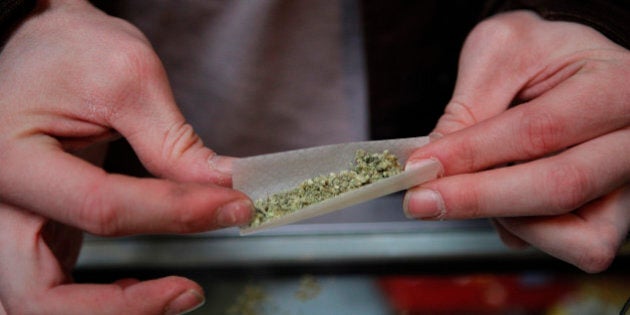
[226,285,267,315]
[226,275,321,314]
[294,274,321,301]
[250,149,403,227]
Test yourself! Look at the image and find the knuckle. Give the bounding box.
[439,100,478,133]
[544,163,592,213]
[456,136,482,173]
[91,205,120,236]
[78,180,120,236]
[466,14,529,55]
[164,123,202,159]
[78,38,165,121]
[175,210,207,232]
[518,110,564,158]
[469,18,518,48]
[464,13,540,73]
[440,177,483,219]
[166,185,210,232]
[155,123,204,176]
[107,41,162,82]
[461,184,483,219]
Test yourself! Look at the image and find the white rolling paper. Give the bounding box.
[233,136,441,235]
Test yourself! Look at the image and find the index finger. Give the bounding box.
[0,138,253,236]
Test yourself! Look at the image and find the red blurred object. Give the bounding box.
[379,274,575,314]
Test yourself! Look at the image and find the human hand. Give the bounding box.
[403,11,629,273]
[0,1,252,314]
[0,203,210,315]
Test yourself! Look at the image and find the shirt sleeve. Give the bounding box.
[1,0,37,41]
[483,0,630,49]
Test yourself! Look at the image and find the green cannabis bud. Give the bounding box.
[250,149,403,227]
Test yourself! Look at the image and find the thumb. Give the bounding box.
[108,59,232,186]
[124,115,233,187]
[432,15,538,137]
[39,277,205,315]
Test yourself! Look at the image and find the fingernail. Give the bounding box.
[216,199,254,227]
[428,132,443,142]
[208,154,233,175]
[165,289,205,315]
[403,188,446,220]
[405,157,444,177]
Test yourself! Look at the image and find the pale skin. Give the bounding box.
[404,11,630,273]
[0,1,627,314]
[0,0,253,314]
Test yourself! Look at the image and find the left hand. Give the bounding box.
[0,1,251,313]
[403,11,630,273]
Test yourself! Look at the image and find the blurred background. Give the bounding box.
[76,195,630,315]
[78,1,630,314]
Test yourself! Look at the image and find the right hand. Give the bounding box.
[0,1,252,313]
[403,11,629,273]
